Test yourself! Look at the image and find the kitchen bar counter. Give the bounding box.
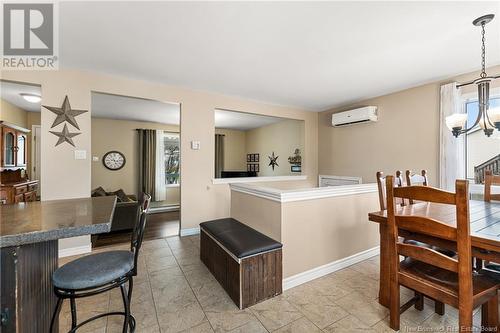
[0,196,117,333]
[0,196,117,247]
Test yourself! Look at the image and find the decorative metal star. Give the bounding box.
[49,124,81,147]
[43,95,88,129]
[268,152,279,170]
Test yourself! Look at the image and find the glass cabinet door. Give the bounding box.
[16,134,26,166]
[4,131,15,166]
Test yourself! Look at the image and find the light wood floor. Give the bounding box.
[93,211,179,248]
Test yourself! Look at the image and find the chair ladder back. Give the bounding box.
[131,192,152,274]
[395,215,457,241]
[397,242,458,273]
[393,186,455,205]
[386,176,474,329]
[484,170,500,202]
[376,171,387,210]
[376,171,405,211]
[405,170,428,204]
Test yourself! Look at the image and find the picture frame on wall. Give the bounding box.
[247,154,251,162]
[250,154,255,162]
[250,164,255,172]
[255,164,259,172]
[254,154,259,162]
[247,164,252,171]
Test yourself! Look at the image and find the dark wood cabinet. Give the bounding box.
[1,180,38,205]
[0,122,38,205]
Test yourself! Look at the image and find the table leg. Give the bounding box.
[378,223,390,308]
[481,296,499,332]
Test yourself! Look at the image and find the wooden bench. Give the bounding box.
[200,218,283,309]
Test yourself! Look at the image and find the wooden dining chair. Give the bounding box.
[481,170,500,272]
[484,169,500,202]
[377,171,434,312]
[405,170,428,204]
[385,176,499,331]
[376,171,404,210]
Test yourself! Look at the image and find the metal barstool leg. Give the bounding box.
[49,297,63,333]
[120,283,131,333]
[128,277,134,331]
[70,294,78,329]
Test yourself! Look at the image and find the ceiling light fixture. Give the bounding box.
[446,14,500,137]
[20,93,41,103]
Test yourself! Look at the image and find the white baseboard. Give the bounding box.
[58,244,92,258]
[283,246,380,290]
[180,227,200,237]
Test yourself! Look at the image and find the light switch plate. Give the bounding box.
[92,156,99,162]
[74,150,87,160]
[191,141,201,150]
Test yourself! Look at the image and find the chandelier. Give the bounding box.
[446,14,500,137]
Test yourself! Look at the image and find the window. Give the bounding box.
[164,132,180,185]
[465,97,500,182]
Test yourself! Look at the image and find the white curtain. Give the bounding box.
[155,131,167,201]
[439,82,465,191]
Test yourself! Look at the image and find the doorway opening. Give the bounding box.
[89,91,181,248]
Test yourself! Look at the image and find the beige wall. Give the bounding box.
[318,65,500,186]
[26,111,41,176]
[246,119,304,176]
[230,189,380,278]
[215,128,247,171]
[2,70,318,251]
[91,117,179,202]
[231,191,282,241]
[1,98,28,127]
[281,192,379,278]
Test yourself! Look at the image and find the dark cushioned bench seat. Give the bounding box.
[200,218,282,259]
[199,218,283,309]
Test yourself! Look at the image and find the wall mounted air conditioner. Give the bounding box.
[331,106,378,127]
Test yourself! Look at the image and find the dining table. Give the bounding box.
[368,199,500,308]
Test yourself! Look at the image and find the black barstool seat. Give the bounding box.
[53,251,134,290]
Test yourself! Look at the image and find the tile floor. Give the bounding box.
[58,235,485,332]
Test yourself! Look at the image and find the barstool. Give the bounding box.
[50,193,151,333]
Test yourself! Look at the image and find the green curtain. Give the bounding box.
[138,129,156,201]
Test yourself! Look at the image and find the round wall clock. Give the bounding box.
[102,151,126,171]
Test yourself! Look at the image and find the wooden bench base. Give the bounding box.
[200,229,282,309]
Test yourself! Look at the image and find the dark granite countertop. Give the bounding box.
[0,196,117,248]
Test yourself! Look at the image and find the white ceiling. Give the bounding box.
[215,109,284,131]
[59,2,500,111]
[1,81,41,112]
[91,92,180,125]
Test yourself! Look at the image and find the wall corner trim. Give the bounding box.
[282,246,380,290]
[180,227,200,237]
[230,183,378,203]
[58,244,92,258]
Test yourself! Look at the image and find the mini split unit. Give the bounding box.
[331,106,378,127]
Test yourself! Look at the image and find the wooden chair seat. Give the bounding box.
[400,258,499,308]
